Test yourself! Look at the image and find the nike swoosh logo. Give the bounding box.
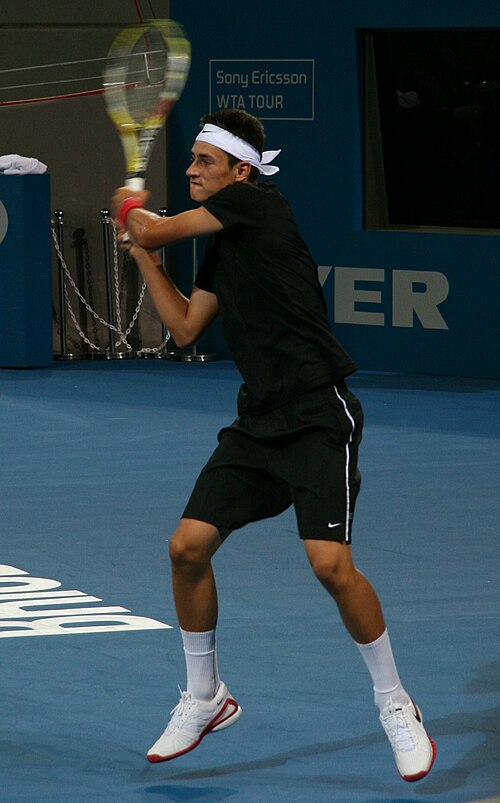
[328,522,342,529]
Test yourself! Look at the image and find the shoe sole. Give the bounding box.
[400,737,437,782]
[147,696,242,763]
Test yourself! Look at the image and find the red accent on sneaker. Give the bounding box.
[146,696,240,763]
[208,697,240,732]
[147,743,196,763]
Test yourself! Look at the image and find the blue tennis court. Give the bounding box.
[1,360,498,802]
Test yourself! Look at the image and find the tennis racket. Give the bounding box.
[102,19,191,192]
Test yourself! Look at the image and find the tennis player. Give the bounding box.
[112,109,436,781]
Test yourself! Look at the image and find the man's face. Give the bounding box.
[186,141,243,202]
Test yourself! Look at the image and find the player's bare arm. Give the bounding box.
[112,188,223,249]
[127,246,218,347]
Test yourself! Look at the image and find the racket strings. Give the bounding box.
[106,34,169,125]
[103,21,190,119]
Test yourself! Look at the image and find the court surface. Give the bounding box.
[1,359,498,802]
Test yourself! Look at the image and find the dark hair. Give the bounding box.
[199,109,266,182]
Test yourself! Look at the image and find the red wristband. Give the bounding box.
[117,197,144,228]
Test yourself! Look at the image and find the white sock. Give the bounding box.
[355,629,410,711]
[180,628,220,702]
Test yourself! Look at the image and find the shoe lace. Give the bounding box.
[166,688,195,734]
[382,699,417,753]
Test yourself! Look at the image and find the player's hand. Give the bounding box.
[117,229,131,250]
[112,186,150,217]
[117,230,145,263]
[117,230,161,272]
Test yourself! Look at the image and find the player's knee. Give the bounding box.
[169,533,204,569]
[309,552,356,597]
[169,524,211,571]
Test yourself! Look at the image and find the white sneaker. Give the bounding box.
[147,682,242,763]
[379,698,436,781]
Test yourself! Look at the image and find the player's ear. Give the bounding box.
[234,161,252,182]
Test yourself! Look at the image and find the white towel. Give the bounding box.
[0,154,48,175]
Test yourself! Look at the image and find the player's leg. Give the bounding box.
[272,383,436,781]
[148,517,242,763]
[169,516,221,633]
[148,429,291,763]
[303,539,385,643]
[303,539,436,781]
[169,518,222,703]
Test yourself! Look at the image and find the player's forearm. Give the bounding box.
[126,209,171,249]
[121,205,223,249]
[132,250,195,346]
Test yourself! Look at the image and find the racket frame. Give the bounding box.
[103,19,191,190]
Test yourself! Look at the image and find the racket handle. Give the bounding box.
[121,177,145,241]
[125,176,146,191]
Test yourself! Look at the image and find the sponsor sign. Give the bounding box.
[209,59,315,120]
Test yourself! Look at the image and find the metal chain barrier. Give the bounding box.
[51,211,171,358]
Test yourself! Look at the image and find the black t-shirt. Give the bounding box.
[195,181,357,415]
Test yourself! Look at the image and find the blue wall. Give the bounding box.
[170,0,500,378]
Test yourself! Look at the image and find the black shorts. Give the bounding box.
[182,381,363,543]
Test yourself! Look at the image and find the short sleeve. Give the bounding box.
[202,183,265,232]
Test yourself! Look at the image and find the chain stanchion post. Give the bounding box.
[54,210,67,358]
[100,209,117,358]
[174,238,219,362]
[98,210,134,359]
[54,210,79,360]
[147,206,176,360]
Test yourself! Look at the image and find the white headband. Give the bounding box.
[195,123,280,176]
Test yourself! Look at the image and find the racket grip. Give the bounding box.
[125,176,146,191]
[121,181,145,242]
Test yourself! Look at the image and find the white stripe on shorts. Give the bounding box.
[334,384,355,544]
